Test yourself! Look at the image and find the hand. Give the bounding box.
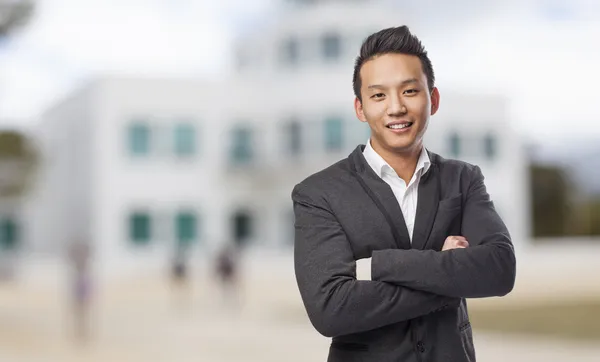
[355,257,372,280]
[446,296,463,310]
[442,236,469,251]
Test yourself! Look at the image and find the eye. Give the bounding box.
[371,93,385,99]
[404,89,419,95]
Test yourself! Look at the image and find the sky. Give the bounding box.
[0,0,278,122]
[0,0,599,147]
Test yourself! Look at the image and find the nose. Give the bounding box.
[387,93,407,117]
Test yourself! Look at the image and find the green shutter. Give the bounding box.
[175,124,196,157]
[0,218,18,250]
[325,117,343,151]
[449,132,461,158]
[287,121,302,155]
[130,213,151,244]
[231,126,253,165]
[176,212,197,245]
[484,134,497,160]
[322,33,341,60]
[281,37,299,65]
[129,123,150,155]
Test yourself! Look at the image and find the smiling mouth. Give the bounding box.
[386,122,413,129]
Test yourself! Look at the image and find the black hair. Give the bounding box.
[353,26,435,101]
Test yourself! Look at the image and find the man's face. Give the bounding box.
[355,53,439,155]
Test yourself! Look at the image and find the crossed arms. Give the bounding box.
[292,166,516,337]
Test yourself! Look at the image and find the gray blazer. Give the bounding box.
[292,145,516,362]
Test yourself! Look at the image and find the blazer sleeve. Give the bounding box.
[292,183,459,338]
[370,165,516,299]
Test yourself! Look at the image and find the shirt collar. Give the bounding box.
[363,139,431,179]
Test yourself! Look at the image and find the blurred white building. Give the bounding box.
[27,0,530,279]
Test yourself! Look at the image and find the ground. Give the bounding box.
[0,244,599,361]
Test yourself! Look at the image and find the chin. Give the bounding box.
[385,138,417,151]
[390,145,416,154]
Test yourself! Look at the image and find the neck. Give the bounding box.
[371,140,423,184]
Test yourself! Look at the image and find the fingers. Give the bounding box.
[442,236,470,251]
[456,239,469,248]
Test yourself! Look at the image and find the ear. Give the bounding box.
[430,87,440,116]
[354,97,367,123]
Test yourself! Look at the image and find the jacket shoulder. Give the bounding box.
[430,151,483,185]
[432,151,479,172]
[292,158,353,198]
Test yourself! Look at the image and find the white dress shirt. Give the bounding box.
[363,139,431,242]
[356,140,431,280]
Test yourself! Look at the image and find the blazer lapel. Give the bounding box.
[412,152,440,250]
[349,146,411,250]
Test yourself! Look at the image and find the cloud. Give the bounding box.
[0,0,276,120]
[423,1,600,142]
[1,0,599,145]
[16,0,230,75]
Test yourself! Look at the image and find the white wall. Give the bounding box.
[29,85,95,256]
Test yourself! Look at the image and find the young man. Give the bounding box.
[292,26,516,362]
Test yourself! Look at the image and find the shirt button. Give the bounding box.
[417,341,425,353]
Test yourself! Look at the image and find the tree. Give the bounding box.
[0,130,38,198]
[0,0,34,39]
[574,198,600,237]
[530,164,574,237]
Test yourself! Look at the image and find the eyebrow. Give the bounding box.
[367,78,419,90]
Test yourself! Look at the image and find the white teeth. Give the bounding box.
[388,123,411,129]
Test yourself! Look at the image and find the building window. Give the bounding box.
[175,211,197,246]
[484,133,497,160]
[232,210,253,247]
[128,122,151,156]
[129,212,151,245]
[322,32,341,60]
[174,123,196,157]
[448,131,461,158]
[324,117,343,152]
[285,119,302,156]
[281,36,299,65]
[230,126,253,165]
[0,218,18,251]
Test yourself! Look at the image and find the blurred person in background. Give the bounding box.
[292,26,516,362]
[213,242,241,309]
[170,243,191,309]
[67,239,93,343]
